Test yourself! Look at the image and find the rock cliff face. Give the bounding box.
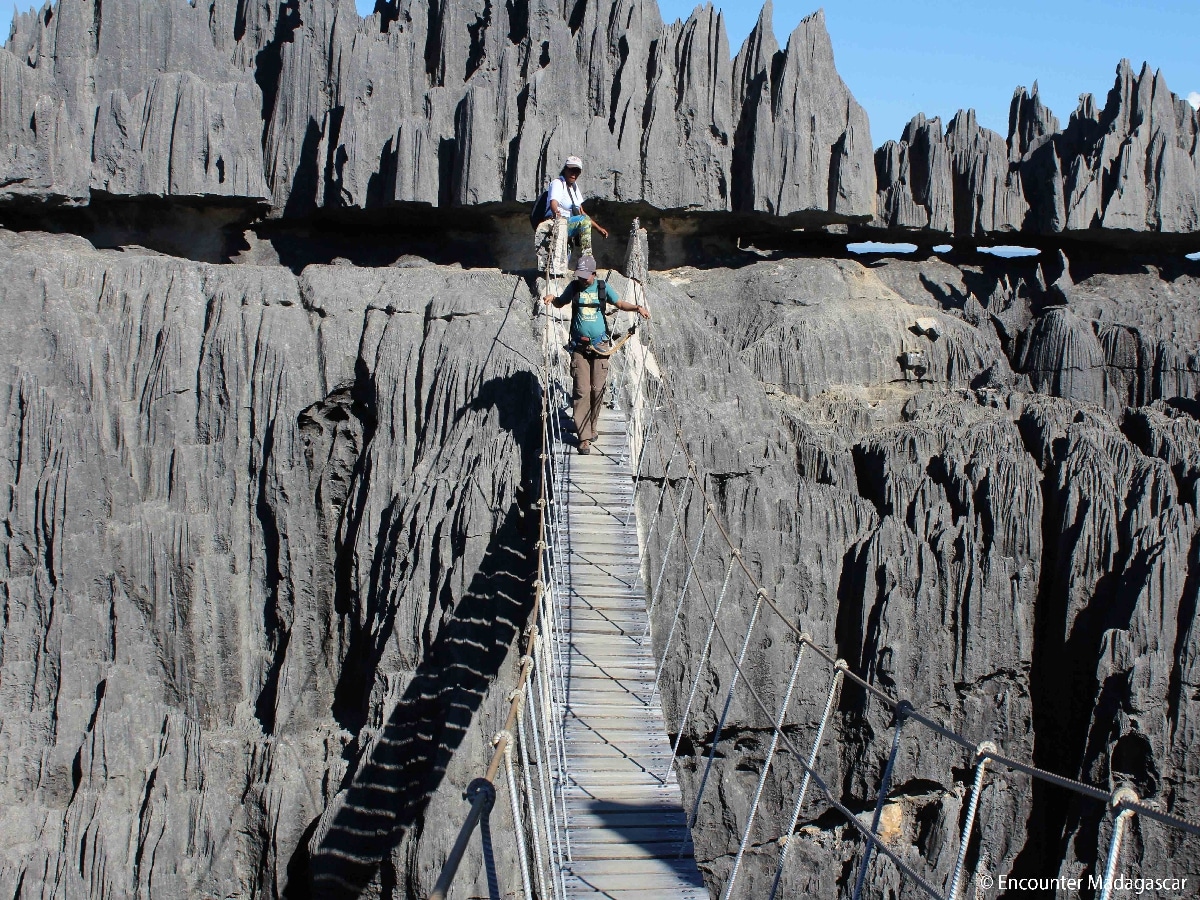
[874,64,1200,245]
[0,229,542,898]
[642,252,1200,898]
[1,0,872,221]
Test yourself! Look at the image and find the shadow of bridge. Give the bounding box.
[296,373,540,898]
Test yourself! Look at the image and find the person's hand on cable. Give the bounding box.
[617,298,649,319]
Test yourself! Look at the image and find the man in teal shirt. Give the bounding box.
[544,256,650,454]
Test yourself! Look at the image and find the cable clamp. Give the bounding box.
[466,777,497,810]
[1110,785,1139,812]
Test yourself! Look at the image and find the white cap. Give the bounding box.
[563,156,584,172]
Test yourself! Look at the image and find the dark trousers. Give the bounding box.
[571,350,609,442]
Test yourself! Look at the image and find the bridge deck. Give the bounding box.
[553,414,708,900]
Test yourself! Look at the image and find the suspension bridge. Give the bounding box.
[427,222,1200,900]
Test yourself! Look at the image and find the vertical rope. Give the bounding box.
[687,588,766,833]
[517,689,552,900]
[851,703,912,900]
[479,799,502,900]
[664,553,738,779]
[500,733,533,900]
[650,507,711,692]
[540,585,572,865]
[1098,788,1139,900]
[536,621,571,898]
[646,468,695,618]
[529,660,564,898]
[723,637,808,900]
[627,375,664,522]
[768,664,844,900]
[946,743,994,900]
[635,435,682,560]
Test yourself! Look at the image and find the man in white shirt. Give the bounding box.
[535,156,609,293]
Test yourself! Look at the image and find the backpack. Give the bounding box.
[530,189,549,230]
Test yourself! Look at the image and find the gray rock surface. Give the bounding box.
[1,0,268,204]
[0,228,540,898]
[730,5,873,218]
[875,64,1200,243]
[5,0,1199,250]
[636,254,1200,898]
[1,225,1198,900]
[1,1,1199,898]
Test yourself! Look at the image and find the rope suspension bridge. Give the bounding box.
[428,221,1200,900]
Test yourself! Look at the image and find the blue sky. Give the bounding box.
[3,0,1198,144]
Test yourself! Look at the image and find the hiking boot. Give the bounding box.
[578,440,591,455]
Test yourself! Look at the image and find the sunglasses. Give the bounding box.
[564,168,581,175]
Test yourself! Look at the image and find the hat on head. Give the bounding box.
[563,155,584,173]
[574,255,597,278]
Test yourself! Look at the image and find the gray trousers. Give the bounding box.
[571,350,609,442]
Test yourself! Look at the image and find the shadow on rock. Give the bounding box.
[294,373,541,899]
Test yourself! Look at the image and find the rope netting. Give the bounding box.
[429,219,1200,900]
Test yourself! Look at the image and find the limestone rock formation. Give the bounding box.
[730,5,874,218]
[0,232,1197,899]
[0,1,1199,899]
[639,254,1200,898]
[0,228,541,898]
[875,64,1200,243]
[0,0,268,204]
[2,0,874,221]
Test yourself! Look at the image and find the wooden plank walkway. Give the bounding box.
[552,411,708,900]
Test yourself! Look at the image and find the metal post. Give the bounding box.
[502,735,533,900]
[522,676,557,899]
[429,778,497,900]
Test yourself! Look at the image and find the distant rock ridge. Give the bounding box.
[0,0,872,222]
[875,63,1200,245]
